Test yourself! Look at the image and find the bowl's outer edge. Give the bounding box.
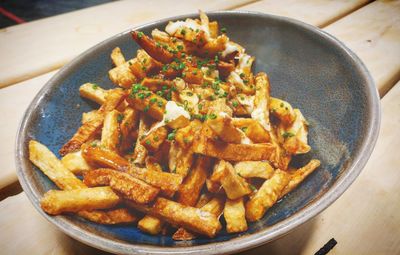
[15,10,381,255]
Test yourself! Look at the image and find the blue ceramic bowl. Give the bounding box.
[16,11,380,254]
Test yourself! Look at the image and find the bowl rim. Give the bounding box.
[15,10,381,255]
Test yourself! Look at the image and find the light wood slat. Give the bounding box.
[324,0,400,96]
[1,80,399,254]
[0,72,55,189]
[238,0,369,27]
[242,80,400,254]
[0,0,255,88]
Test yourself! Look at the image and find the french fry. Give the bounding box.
[151,197,222,238]
[193,125,277,162]
[209,21,218,38]
[60,89,126,155]
[132,115,150,165]
[206,179,223,194]
[269,97,296,126]
[168,141,194,177]
[77,208,138,224]
[211,160,251,200]
[245,169,290,222]
[224,198,247,233]
[232,118,271,143]
[61,150,92,174]
[82,110,100,124]
[126,88,166,121]
[128,166,183,194]
[131,31,174,64]
[173,197,224,240]
[151,28,170,43]
[41,187,120,215]
[175,120,201,149]
[206,114,243,144]
[83,168,159,204]
[29,140,86,190]
[29,140,138,224]
[279,159,321,198]
[111,47,126,67]
[82,144,130,171]
[140,125,168,152]
[176,156,212,206]
[119,107,139,152]
[109,61,137,88]
[101,110,121,152]
[141,77,174,91]
[79,83,107,105]
[138,215,164,235]
[251,72,271,131]
[281,109,311,154]
[234,161,274,179]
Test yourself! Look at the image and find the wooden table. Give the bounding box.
[1,0,399,254]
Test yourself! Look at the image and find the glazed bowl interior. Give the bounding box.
[16,11,380,255]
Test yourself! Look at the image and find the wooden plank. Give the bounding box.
[324,0,400,96]
[239,0,369,27]
[0,72,55,189]
[1,80,399,254]
[0,0,254,88]
[243,80,400,255]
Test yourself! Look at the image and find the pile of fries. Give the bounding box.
[29,11,320,239]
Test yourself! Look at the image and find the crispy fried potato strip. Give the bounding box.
[234,161,274,179]
[83,168,159,204]
[79,83,108,105]
[41,187,120,215]
[151,197,222,238]
[246,169,290,222]
[224,198,247,233]
[61,150,92,174]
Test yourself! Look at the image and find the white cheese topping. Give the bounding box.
[228,71,245,86]
[145,101,190,135]
[237,94,255,113]
[237,54,251,70]
[165,19,202,36]
[251,103,271,131]
[221,42,239,57]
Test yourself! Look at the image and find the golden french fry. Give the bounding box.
[208,21,218,38]
[224,198,247,233]
[41,187,120,215]
[280,159,321,198]
[111,47,126,67]
[141,77,174,91]
[246,169,290,222]
[29,140,86,190]
[132,115,150,165]
[82,144,130,171]
[251,72,271,131]
[61,150,92,174]
[131,31,174,64]
[175,119,202,148]
[151,197,222,238]
[138,215,164,235]
[83,168,159,204]
[172,197,224,240]
[281,109,310,154]
[82,110,100,124]
[234,161,275,179]
[206,179,223,193]
[207,114,243,144]
[77,208,137,224]
[212,160,251,200]
[168,141,194,177]
[126,88,166,121]
[79,83,107,105]
[176,156,212,206]
[29,140,138,223]
[101,110,121,152]
[60,89,126,156]
[140,126,168,152]
[151,28,170,43]
[232,118,271,143]
[269,97,296,126]
[109,61,137,88]
[119,107,139,152]
[193,125,277,162]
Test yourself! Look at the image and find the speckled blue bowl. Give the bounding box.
[16,11,380,255]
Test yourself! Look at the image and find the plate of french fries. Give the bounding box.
[16,11,380,254]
